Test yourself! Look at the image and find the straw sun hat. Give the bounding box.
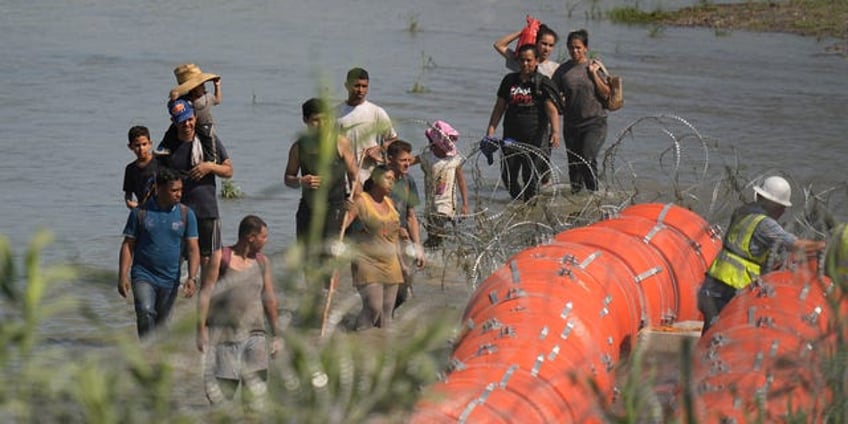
[169,63,219,99]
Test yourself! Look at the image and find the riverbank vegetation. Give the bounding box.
[610,0,848,43]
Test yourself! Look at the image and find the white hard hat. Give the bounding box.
[753,176,792,207]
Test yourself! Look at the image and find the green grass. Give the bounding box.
[608,0,848,40]
[608,6,675,25]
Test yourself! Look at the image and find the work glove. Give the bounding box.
[480,136,500,165]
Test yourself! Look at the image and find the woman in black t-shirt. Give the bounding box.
[485,44,560,201]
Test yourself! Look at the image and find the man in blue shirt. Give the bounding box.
[119,168,200,338]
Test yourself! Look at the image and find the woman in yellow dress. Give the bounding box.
[343,165,404,329]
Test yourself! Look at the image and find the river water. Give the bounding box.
[1,0,847,354]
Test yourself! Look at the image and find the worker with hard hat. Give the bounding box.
[697,176,826,333]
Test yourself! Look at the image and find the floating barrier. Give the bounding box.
[689,258,846,422]
[412,203,722,423]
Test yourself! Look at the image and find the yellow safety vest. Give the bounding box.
[825,223,848,285]
[707,213,769,289]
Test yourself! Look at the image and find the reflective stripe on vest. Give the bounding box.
[826,224,848,284]
[707,213,769,289]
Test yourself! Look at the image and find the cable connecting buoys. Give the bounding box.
[689,258,844,422]
[412,203,721,423]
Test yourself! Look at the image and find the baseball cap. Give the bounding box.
[168,99,194,124]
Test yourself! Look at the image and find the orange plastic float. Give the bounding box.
[619,203,721,270]
[462,241,643,340]
[689,258,841,423]
[555,226,676,326]
[592,215,707,321]
[411,203,722,423]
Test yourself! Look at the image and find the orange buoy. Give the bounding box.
[412,203,720,423]
[690,261,839,423]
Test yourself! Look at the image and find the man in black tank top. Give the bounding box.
[284,98,359,288]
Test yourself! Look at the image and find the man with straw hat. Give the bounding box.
[157,99,233,293]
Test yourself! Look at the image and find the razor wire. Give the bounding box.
[287,116,848,291]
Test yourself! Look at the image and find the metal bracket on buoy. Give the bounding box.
[802,306,822,326]
[474,343,497,357]
[447,358,466,372]
[753,351,764,371]
[558,267,574,279]
[643,223,664,244]
[755,316,775,328]
[480,318,503,333]
[634,266,663,283]
[498,326,516,339]
[458,382,497,424]
[510,260,520,284]
[561,253,579,265]
[799,283,810,301]
[579,251,601,269]
[560,321,575,340]
[709,359,729,376]
[547,345,560,361]
[769,340,779,358]
[531,355,545,377]
[481,318,503,332]
[499,364,518,387]
[505,287,526,300]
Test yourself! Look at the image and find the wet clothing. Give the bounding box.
[122,198,198,288]
[203,247,272,406]
[420,150,464,246]
[496,71,556,201]
[293,131,349,249]
[388,173,420,230]
[553,60,608,192]
[349,193,403,286]
[123,159,158,205]
[206,247,269,343]
[157,130,229,219]
[420,151,463,218]
[192,92,219,128]
[563,123,606,192]
[336,100,397,182]
[122,198,197,338]
[296,131,349,208]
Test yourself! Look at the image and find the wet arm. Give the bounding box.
[124,192,137,209]
[212,78,222,105]
[284,142,303,188]
[184,238,200,297]
[544,99,561,148]
[494,29,522,59]
[260,256,280,337]
[196,253,219,352]
[118,238,135,298]
[486,98,507,137]
[456,167,470,215]
[339,135,361,197]
[793,238,826,256]
[210,158,233,179]
[589,62,611,100]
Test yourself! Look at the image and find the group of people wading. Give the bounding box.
[113,14,841,414]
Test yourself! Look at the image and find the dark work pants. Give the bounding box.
[564,120,607,192]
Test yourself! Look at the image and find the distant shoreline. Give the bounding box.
[611,0,848,54]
